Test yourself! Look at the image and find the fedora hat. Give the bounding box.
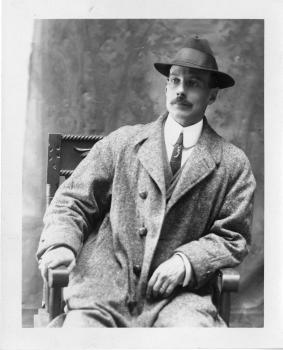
[154,36,235,89]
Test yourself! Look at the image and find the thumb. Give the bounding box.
[47,259,63,269]
[67,259,76,273]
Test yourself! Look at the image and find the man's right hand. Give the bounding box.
[38,246,76,282]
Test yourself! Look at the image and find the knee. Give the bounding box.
[62,309,116,327]
[154,310,217,327]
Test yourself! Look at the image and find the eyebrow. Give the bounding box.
[169,73,204,82]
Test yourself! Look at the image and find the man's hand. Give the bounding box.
[38,246,76,282]
[146,255,186,299]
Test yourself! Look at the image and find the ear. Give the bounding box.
[208,88,219,105]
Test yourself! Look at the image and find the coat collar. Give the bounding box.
[135,113,223,203]
[135,113,168,196]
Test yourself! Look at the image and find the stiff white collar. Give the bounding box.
[164,114,203,148]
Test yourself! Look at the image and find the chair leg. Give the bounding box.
[49,287,64,321]
[219,292,231,326]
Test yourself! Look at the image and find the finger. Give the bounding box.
[67,259,76,273]
[146,272,159,299]
[48,258,64,269]
[146,274,157,299]
[163,282,176,298]
[39,255,51,276]
[152,275,166,298]
[39,260,49,282]
[47,252,74,269]
[158,280,170,296]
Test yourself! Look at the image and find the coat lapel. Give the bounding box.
[136,114,167,196]
[166,117,223,213]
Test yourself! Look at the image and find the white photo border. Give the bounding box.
[1,0,283,348]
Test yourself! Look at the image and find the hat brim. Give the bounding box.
[154,62,235,89]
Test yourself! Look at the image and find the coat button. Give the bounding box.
[133,264,141,277]
[139,191,148,199]
[138,227,147,237]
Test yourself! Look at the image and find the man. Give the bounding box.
[37,36,256,327]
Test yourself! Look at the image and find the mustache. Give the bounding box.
[171,97,192,106]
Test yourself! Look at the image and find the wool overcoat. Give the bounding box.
[37,114,256,327]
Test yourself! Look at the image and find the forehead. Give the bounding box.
[169,65,210,80]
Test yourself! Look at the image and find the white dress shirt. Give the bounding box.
[164,113,203,286]
[164,113,203,166]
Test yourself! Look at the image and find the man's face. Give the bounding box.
[165,66,218,126]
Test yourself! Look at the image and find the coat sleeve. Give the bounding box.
[36,134,115,260]
[174,152,256,289]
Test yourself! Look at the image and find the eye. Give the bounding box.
[188,79,200,88]
[168,77,180,85]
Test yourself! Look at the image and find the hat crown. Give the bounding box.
[186,36,215,57]
[170,35,218,71]
[172,47,218,71]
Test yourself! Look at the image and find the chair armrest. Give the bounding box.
[46,265,70,321]
[216,267,240,293]
[47,265,69,288]
[212,267,240,326]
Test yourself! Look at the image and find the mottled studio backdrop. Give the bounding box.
[22,19,264,327]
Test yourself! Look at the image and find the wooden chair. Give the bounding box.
[34,133,240,327]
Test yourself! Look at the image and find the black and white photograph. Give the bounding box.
[1,0,283,349]
[23,18,263,329]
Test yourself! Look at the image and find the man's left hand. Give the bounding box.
[146,255,186,299]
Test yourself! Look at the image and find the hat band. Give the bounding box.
[172,48,218,71]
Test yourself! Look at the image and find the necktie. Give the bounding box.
[170,131,183,175]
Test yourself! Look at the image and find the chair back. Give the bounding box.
[39,133,103,323]
[47,133,103,205]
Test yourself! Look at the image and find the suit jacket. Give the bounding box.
[37,114,256,325]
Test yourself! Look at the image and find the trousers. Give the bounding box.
[48,291,226,328]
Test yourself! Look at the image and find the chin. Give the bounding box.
[170,105,192,115]
[173,115,193,126]
[174,110,194,120]
[173,113,202,127]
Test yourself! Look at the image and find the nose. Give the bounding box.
[177,91,185,98]
[176,80,186,97]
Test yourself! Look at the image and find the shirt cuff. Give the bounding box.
[174,252,192,287]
